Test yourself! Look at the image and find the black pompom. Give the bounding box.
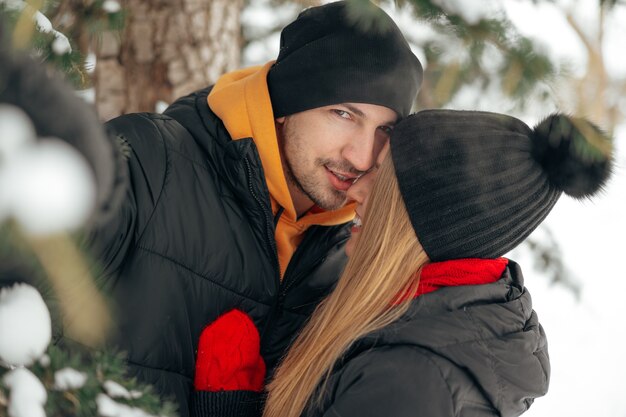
[532,113,613,199]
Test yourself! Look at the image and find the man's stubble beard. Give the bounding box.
[281,121,348,211]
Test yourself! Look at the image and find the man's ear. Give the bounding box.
[275,116,286,125]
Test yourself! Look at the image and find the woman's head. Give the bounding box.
[349,109,613,261]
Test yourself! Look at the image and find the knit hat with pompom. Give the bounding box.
[390,109,613,262]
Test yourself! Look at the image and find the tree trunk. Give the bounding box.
[94,0,243,121]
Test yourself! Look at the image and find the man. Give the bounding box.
[3,1,422,415]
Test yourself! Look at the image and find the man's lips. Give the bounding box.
[325,167,358,191]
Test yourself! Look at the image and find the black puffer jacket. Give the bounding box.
[86,88,351,415]
[305,260,549,417]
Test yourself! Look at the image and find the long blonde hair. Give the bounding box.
[263,155,430,417]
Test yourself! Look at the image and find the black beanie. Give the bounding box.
[390,110,613,262]
[267,1,423,118]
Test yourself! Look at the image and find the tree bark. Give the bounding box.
[94,0,243,121]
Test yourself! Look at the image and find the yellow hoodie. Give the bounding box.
[208,62,355,278]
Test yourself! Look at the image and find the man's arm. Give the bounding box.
[82,113,168,275]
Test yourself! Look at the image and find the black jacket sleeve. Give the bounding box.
[82,113,167,276]
[322,347,457,417]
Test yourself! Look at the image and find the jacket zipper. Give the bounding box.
[243,156,284,344]
[243,154,344,349]
[261,229,345,350]
[278,230,334,298]
[243,156,279,271]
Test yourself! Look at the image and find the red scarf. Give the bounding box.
[413,258,509,299]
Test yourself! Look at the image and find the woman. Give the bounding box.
[263,110,613,417]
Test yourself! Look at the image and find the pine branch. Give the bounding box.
[1,345,179,417]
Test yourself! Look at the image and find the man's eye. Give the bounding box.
[379,126,393,135]
[333,110,351,119]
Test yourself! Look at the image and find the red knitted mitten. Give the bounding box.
[194,309,266,393]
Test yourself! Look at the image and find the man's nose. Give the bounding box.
[343,131,377,173]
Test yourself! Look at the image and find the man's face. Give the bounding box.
[276,103,397,213]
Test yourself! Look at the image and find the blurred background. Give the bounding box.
[1,0,625,415]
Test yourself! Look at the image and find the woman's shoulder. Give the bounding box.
[326,345,493,417]
[331,262,547,417]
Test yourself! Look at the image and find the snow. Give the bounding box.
[0,283,51,367]
[32,9,53,32]
[2,368,47,417]
[240,0,297,66]
[504,1,587,77]
[54,368,88,390]
[0,138,97,235]
[38,354,50,367]
[155,101,169,114]
[75,88,95,104]
[242,31,281,66]
[0,1,72,55]
[604,6,626,78]
[102,0,121,13]
[104,380,143,400]
[51,35,72,56]
[96,393,156,417]
[33,10,72,55]
[0,105,97,235]
[0,105,36,160]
